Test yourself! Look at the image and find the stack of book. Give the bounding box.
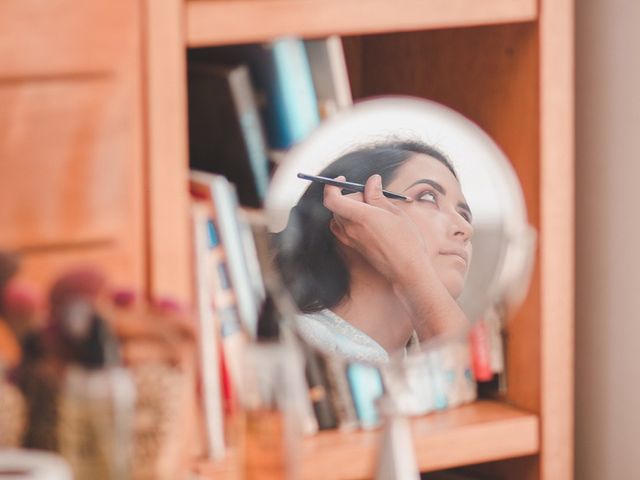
[187,36,353,209]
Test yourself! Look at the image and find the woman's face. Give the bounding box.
[386,154,474,298]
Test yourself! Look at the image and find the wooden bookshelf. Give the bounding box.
[3,0,573,478]
[153,0,574,476]
[186,0,537,47]
[194,401,539,480]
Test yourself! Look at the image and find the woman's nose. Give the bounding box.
[451,213,473,242]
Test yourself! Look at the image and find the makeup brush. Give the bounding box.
[297,173,411,201]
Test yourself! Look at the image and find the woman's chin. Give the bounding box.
[441,273,466,299]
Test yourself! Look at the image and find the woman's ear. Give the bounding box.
[329,217,351,247]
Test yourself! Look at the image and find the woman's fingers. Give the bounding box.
[363,174,402,214]
[323,176,369,221]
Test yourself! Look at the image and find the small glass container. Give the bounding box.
[236,342,301,480]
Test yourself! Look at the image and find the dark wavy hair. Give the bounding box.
[273,140,456,313]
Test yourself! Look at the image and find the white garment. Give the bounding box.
[296,309,389,364]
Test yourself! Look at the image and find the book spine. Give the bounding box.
[210,177,261,337]
[228,67,271,202]
[265,37,320,149]
[305,36,353,119]
[346,363,384,429]
[302,346,339,430]
[191,203,226,460]
[324,356,359,431]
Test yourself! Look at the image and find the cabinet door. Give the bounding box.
[0,0,132,77]
[0,0,144,289]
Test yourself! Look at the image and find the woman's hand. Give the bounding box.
[323,175,469,341]
[323,174,428,284]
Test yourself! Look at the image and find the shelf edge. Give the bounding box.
[186,0,538,47]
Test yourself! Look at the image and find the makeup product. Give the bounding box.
[3,279,59,451]
[239,342,301,480]
[426,349,449,411]
[108,291,194,480]
[55,292,135,480]
[0,374,27,448]
[374,397,420,480]
[2,279,44,343]
[297,173,411,201]
[381,353,434,417]
[255,290,319,436]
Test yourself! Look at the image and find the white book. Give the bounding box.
[305,36,353,118]
[191,203,226,460]
[190,171,262,338]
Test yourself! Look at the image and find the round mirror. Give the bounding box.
[263,96,535,418]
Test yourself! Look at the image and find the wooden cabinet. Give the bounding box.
[0,0,144,288]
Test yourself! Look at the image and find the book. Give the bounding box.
[304,36,353,118]
[189,37,321,150]
[190,171,263,338]
[301,344,339,430]
[188,63,270,208]
[323,355,359,431]
[346,362,384,429]
[191,202,226,460]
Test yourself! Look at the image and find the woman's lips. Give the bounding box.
[440,249,469,265]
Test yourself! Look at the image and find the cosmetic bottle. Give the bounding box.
[0,360,27,448]
[56,302,135,480]
[108,290,197,480]
[374,396,420,480]
[3,279,60,451]
[237,290,305,480]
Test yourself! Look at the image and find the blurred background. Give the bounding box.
[575,0,640,478]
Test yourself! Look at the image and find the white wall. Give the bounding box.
[575,1,640,478]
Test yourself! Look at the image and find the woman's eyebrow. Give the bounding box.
[458,202,473,220]
[403,178,446,194]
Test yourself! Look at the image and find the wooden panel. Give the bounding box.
[0,79,133,250]
[0,0,135,77]
[0,0,144,294]
[538,0,575,478]
[186,0,537,47]
[143,1,193,303]
[18,243,143,292]
[194,401,539,480]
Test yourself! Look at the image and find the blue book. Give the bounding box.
[346,362,384,429]
[189,37,321,150]
[258,37,321,149]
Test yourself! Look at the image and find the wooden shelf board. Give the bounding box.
[186,0,537,47]
[193,400,539,479]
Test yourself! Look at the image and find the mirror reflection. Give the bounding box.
[266,96,534,366]
[274,140,473,363]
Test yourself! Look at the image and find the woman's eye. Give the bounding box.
[417,191,437,203]
[459,211,472,224]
